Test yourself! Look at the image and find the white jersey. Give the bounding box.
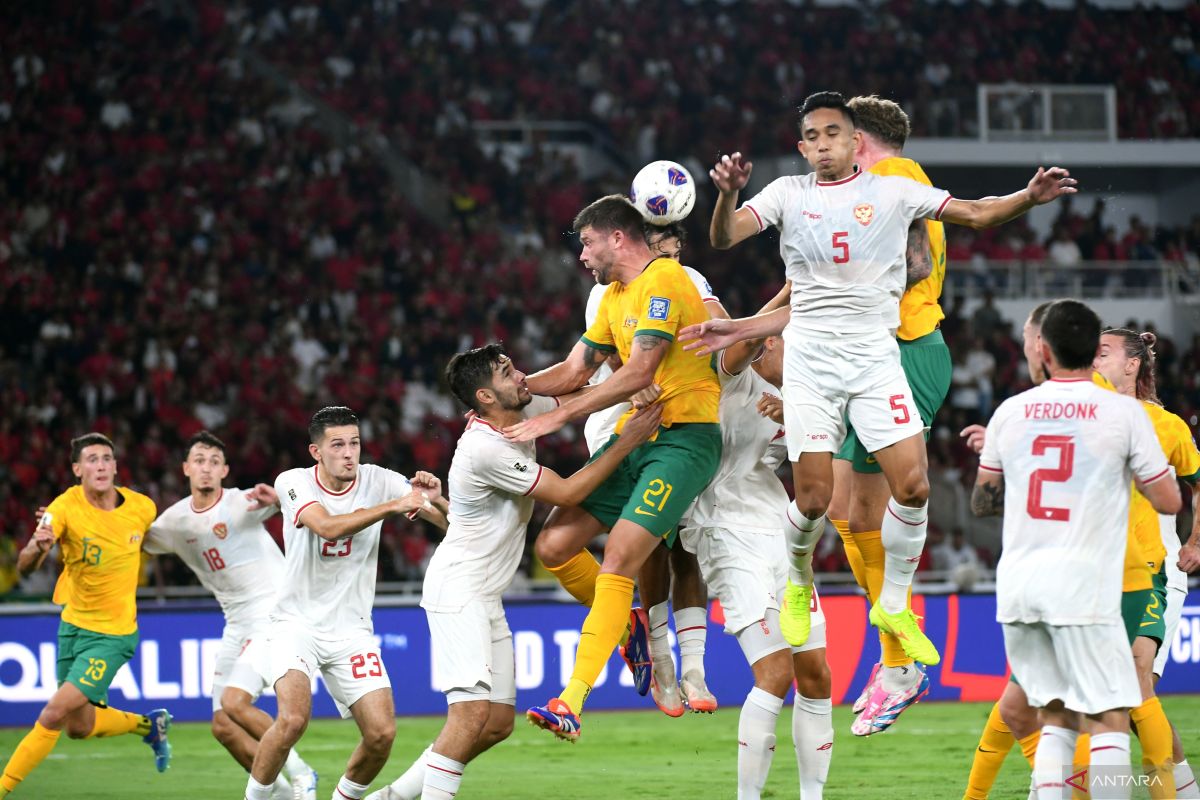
[684,356,789,533]
[1160,514,1187,592]
[145,488,284,621]
[274,463,414,637]
[423,395,557,613]
[742,169,950,335]
[980,378,1171,626]
[582,265,718,454]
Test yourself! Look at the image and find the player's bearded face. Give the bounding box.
[580,227,616,284]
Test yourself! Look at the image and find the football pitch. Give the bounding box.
[4,697,1198,799]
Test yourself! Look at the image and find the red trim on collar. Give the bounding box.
[314,465,356,495]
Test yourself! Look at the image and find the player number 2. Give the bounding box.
[832,231,850,264]
[350,652,383,679]
[202,548,226,571]
[321,538,353,558]
[1027,434,1074,522]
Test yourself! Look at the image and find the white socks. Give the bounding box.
[388,745,431,800]
[783,501,824,586]
[1034,725,1078,800]
[738,687,783,799]
[792,694,832,800]
[245,777,273,800]
[335,774,370,799]
[1088,732,1132,799]
[271,776,292,798]
[284,749,312,780]
[880,498,928,613]
[1176,759,1200,798]
[880,664,921,694]
[421,751,464,800]
[648,601,677,681]
[674,606,707,677]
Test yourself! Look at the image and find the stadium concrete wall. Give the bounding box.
[1,592,1197,725]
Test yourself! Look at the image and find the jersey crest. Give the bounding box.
[854,203,875,226]
[212,522,229,539]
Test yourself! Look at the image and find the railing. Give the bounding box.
[978,84,1117,142]
[944,259,1195,300]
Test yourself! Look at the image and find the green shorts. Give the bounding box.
[56,620,138,706]
[580,423,722,543]
[835,329,952,473]
[1126,567,1169,647]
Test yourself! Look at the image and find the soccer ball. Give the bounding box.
[630,160,696,226]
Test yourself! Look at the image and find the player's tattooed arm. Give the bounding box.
[905,220,932,288]
[970,474,1005,517]
[636,334,668,352]
[524,339,608,396]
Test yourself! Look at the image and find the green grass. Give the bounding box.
[4,697,1199,798]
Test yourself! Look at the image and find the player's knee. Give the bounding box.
[275,708,309,745]
[891,472,929,508]
[37,705,67,732]
[362,722,395,756]
[998,690,1035,734]
[482,714,514,746]
[795,661,831,699]
[220,688,250,719]
[534,530,571,569]
[211,712,238,746]
[752,651,794,697]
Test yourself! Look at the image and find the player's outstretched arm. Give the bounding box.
[970,471,1005,517]
[760,282,792,315]
[524,339,608,397]
[17,514,55,577]
[940,167,1077,230]
[1135,469,1182,516]
[411,471,450,530]
[709,152,759,250]
[505,334,669,442]
[297,491,431,540]
[678,306,789,357]
[528,405,663,506]
[906,220,933,287]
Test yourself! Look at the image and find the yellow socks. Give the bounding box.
[854,529,913,668]
[560,573,635,712]
[832,519,868,592]
[1,722,61,792]
[963,702,1016,799]
[1071,734,1090,800]
[1019,729,1040,768]
[545,550,601,607]
[87,706,150,738]
[1132,696,1176,798]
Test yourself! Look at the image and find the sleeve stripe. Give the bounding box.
[934,194,953,220]
[977,464,1003,474]
[1141,466,1172,486]
[293,500,319,528]
[580,335,617,353]
[745,204,764,232]
[634,329,674,342]
[523,465,545,496]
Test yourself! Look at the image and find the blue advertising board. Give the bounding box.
[1,592,1197,725]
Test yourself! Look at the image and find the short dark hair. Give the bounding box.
[185,430,227,460]
[445,343,507,413]
[71,432,114,463]
[847,95,909,149]
[573,195,646,240]
[1040,300,1101,370]
[1028,300,1055,328]
[309,406,359,442]
[644,220,687,252]
[799,91,858,130]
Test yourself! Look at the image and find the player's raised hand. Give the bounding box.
[757,392,784,424]
[960,424,987,455]
[710,152,753,195]
[504,407,567,443]
[32,509,54,552]
[393,489,433,516]
[1026,167,1077,205]
[411,470,443,501]
[679,318,744,356]
[245,483,279,510]
[629,383,662,410]
[617,403,664,445]
[1179,542,1200,574]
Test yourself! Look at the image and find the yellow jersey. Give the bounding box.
[872,157,947,341]
[46,485,156,636]
[1128,402,1200,574]
[582,257,721,432]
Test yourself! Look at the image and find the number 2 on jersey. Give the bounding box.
[832,231,850,264]
[1027,434,1074,521]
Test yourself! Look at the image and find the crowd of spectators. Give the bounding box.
[1,1,1197,597]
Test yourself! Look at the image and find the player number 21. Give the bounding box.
[1027,434,1074,522]
[832,231,850,264]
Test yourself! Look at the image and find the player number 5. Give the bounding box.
[888,394,911,425]
[832,231,850,264]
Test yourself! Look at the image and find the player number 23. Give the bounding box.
[350,652,383,679]
[1027,434,1075,522]
[321,538,353,558]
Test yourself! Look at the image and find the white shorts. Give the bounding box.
[426,597,516,706]
[211,621,272,714]
[1153,587,1187,678]
[266,626,390,719]
[781,328,924,460]
[1003,621,1141,715]
[683,525,826,662]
